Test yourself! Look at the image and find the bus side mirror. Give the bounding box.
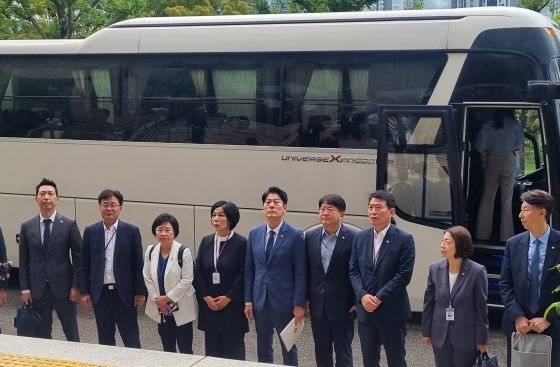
[527,80,560,101]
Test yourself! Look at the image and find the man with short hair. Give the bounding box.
[349,190,415,367]
[79,189,146,348]
[19,178,82,341]
[305,194,357,367]
[245,186,306,366]
[500,189,560,367]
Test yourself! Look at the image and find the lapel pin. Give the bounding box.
[462,273,465,275]
[281,235,284,238]
[342,236,345,239]
[386,240,389,243]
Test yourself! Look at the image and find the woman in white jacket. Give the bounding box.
[143,213,198,353]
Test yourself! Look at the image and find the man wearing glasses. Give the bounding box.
[19,178,82,341]
[79,189,146,348]
[305,194,357,367]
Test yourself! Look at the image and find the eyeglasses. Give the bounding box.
[100,203,120,210]
[319,207,338,214]
[156,228,174,234]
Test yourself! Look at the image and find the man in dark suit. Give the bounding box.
[500,189,560,366]
[0,224,9,332]
[79,189,146,348]
[245,186,306,366]
[349,190,415,367]
[305,194,357,367]
[19,178,82,341]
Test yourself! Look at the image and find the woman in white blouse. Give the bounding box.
[143,213,198,353]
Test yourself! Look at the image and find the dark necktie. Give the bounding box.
[43,218,52,252]
[265,231,275,262]
[529,238,541,314]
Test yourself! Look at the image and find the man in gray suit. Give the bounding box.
[19,178,82,341]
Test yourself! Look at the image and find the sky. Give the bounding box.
[424,0,452,8]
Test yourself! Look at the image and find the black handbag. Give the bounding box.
[473,351,499,367]
[14,303,42,337]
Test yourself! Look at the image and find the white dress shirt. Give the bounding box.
[104,220,119,284]
[373,223,391,265]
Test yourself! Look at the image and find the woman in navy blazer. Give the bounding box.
[422,226,489,367]
[194,201,248,360]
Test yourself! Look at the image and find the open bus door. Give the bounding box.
[376,105,463,227]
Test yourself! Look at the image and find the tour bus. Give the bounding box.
[1,7,559,312]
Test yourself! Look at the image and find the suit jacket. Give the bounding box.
[0,225,8,290]
[79,220,146,307]
[194,232,249,334]
[245,221,306,313]
[19,213,82,299]
[349,224,415,323]
[422,258,489,350]
[305,224,356,321]
[143,240,198,326]
[500,228,560,338]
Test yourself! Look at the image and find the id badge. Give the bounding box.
[446,307,455,321]
[212,272,221,284]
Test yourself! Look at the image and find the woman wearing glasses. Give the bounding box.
[193,201,248,360]
[143,213,197,354]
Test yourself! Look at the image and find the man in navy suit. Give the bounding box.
[349,190,415,367]
[79,189,146,348]
[305,194,357,367]
[245,186,306,366]
[500,189,560,367]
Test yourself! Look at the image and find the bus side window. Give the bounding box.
[516,109,544,178]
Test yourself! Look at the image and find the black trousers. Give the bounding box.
[33,282,79,342]
[310,313,354,367]
[205,332,245,360]
[358,316,407,367]
[506,334,560,367]
[93,286,140,348]
[158,315,193,354]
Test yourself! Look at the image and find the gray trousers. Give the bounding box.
[476,151,516,242]
[432,332,479,367]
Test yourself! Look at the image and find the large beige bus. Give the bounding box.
[1,7,560,311]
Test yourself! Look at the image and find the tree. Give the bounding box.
[146,0,251,16]
[405,0,424,9]
[0,0,146,39]
[516,0,551,13]
[286,0,377,13]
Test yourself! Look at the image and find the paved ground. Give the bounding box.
[0,289,508,366]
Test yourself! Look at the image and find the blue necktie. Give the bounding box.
[43,219,52,252]
[529,238,541,314]
[265,231,275,262]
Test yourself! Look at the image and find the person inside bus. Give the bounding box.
[422,226,489,367]
[143,213,197,354]
[349,190,415,367]
[244,186,306,366]
[391,167,413,216]
[319,130,342,148]
[194,201,248,360]
[188,104,208,144]
[475,109,524,242]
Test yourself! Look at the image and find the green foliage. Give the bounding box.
[552,13,560,25]
[252,0,282,13]
[516,0,551,12]
[287,0,377,12]
[405,0,424,9]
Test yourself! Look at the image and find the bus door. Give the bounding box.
[376,105,463,230]
[460,103,548,307]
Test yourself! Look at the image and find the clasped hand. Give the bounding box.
[204,295,231,311]
[361,294,382,312]
[515,316,550,334]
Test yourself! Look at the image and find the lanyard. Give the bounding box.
[321,238,334,252]
[105,230,117,253]
[214,232,231,271]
